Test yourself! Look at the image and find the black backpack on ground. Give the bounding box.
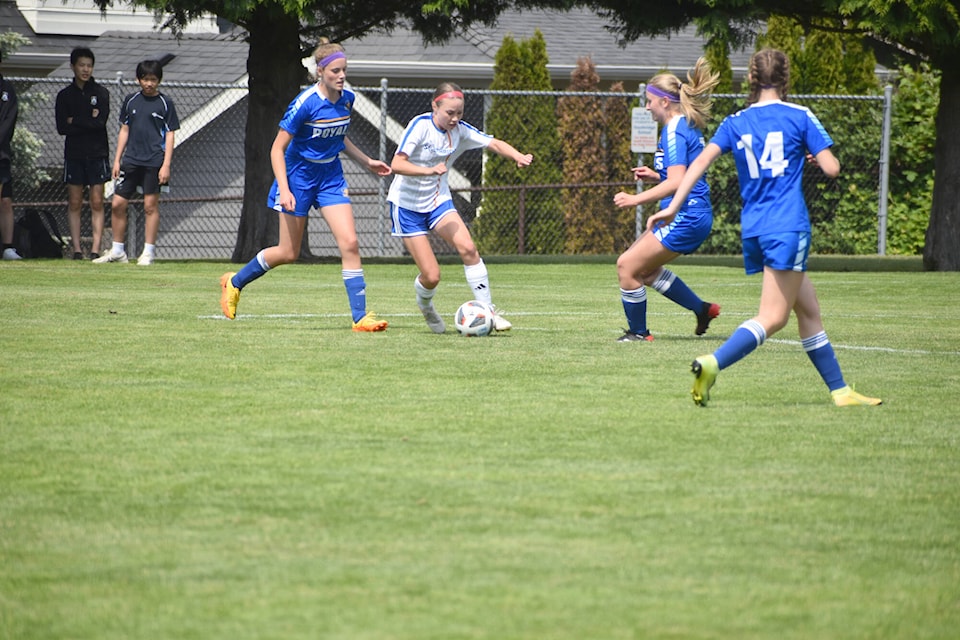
[14,210,67,259]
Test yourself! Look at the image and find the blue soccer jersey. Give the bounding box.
[655,114,711,211]
[710,100,833,238]
[278,85,354,164]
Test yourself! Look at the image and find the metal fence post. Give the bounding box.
[378,77,388,257]
[636,82,646,240]
[877,84,893,256]
[517,186,526,255]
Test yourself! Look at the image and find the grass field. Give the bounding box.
[2,257,959,639]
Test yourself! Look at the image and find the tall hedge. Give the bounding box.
[557,57,617,254]
[474,30,563,254]
[886,64,938,255]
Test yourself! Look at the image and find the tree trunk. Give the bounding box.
[231,5,303,263]
[923,61,960,271]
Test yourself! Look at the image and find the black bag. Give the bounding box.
[14,210,67,259]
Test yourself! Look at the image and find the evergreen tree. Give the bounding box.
[475,30,563,254]
[756,16,879,95]
[603,81,636,251]
[557,57,614,254]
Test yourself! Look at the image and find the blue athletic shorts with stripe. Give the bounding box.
[389,200,457,237]
[652,206,713,255]
[742,231,810,274]
[267,157,351,216]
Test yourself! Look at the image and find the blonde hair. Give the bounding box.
[647,57,720,130]
[747,48,789,104]
[304,39,346,81]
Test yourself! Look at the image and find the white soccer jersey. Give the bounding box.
[387,113,493,212]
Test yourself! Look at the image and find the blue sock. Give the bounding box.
[232,250,271,289]
[803,331,845,391]
[620,286,647,334]
[343,269,367,323]
[715,319,766,370]
[651,268,702,313]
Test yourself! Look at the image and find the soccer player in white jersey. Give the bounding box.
[612,58,721,342]
[387,82,533,333]
[654,49,881,407]
[220,41,391,331]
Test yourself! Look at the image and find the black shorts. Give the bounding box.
[64,157,111,187]
[0,160,11,199]
[114,164,163,198]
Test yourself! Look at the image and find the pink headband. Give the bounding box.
[318,51,346,68]
[433,91,464,103]
[647,85,680,102]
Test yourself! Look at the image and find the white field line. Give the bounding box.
[196,310,960,356]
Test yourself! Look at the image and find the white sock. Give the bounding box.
[111,242,125,255]
[414,276,437,309]
[464,259,492,305]
[141,243,156,257]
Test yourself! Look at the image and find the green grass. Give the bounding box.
[2,258,958,639]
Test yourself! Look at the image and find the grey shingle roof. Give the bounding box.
[342,7,755,88]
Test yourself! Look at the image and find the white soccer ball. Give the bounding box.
[454,300,495,337]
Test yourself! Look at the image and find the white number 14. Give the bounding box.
[736,132,789,178]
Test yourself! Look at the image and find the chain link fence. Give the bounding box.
[9,77,888,259]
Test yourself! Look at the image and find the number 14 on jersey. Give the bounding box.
[737,132,789,178]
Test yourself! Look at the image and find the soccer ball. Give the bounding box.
[454,300,495,337]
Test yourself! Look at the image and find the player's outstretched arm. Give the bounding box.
[344,138,391,176]
[487,138,533,167]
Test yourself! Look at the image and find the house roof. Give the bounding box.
[4,1,752,89]
[342,7,755,88]
[0,0,95,75]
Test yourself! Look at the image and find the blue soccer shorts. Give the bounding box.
[652,206,713,255]
[742,231,811,274]
[389,200,457,237]
[267,157,351,216]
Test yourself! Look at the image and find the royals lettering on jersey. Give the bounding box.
[387,113,493,212]
[711,99,833,238]
[279,85,354,163]
[655,114,711,211]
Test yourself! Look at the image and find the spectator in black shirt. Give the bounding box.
[56,47,110,260]
[0,50,19,260]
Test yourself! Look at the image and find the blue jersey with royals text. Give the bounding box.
[710,99,833,238]
[655,114,711,211]
[278,85,353,164]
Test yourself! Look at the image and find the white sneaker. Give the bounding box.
[137,253,154,266]
[491,305,512,332]
[419,304,446,334]
[92,250,128,264]
[2,247,22,260]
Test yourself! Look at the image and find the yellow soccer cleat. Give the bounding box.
[220,272,240,320]
[352,312,388,332]
[831,386,882,407]
[690,354,719,407]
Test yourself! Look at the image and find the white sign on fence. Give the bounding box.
[630,107,658,153]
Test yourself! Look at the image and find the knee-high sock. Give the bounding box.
[343,269,367,322]
[803,331,845,391]
[651,268,703,313]
[620,286,647,334]
[464,260,492,305]
[232,250,271,289]
[414,275,437,309]
[714,319,766,370]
